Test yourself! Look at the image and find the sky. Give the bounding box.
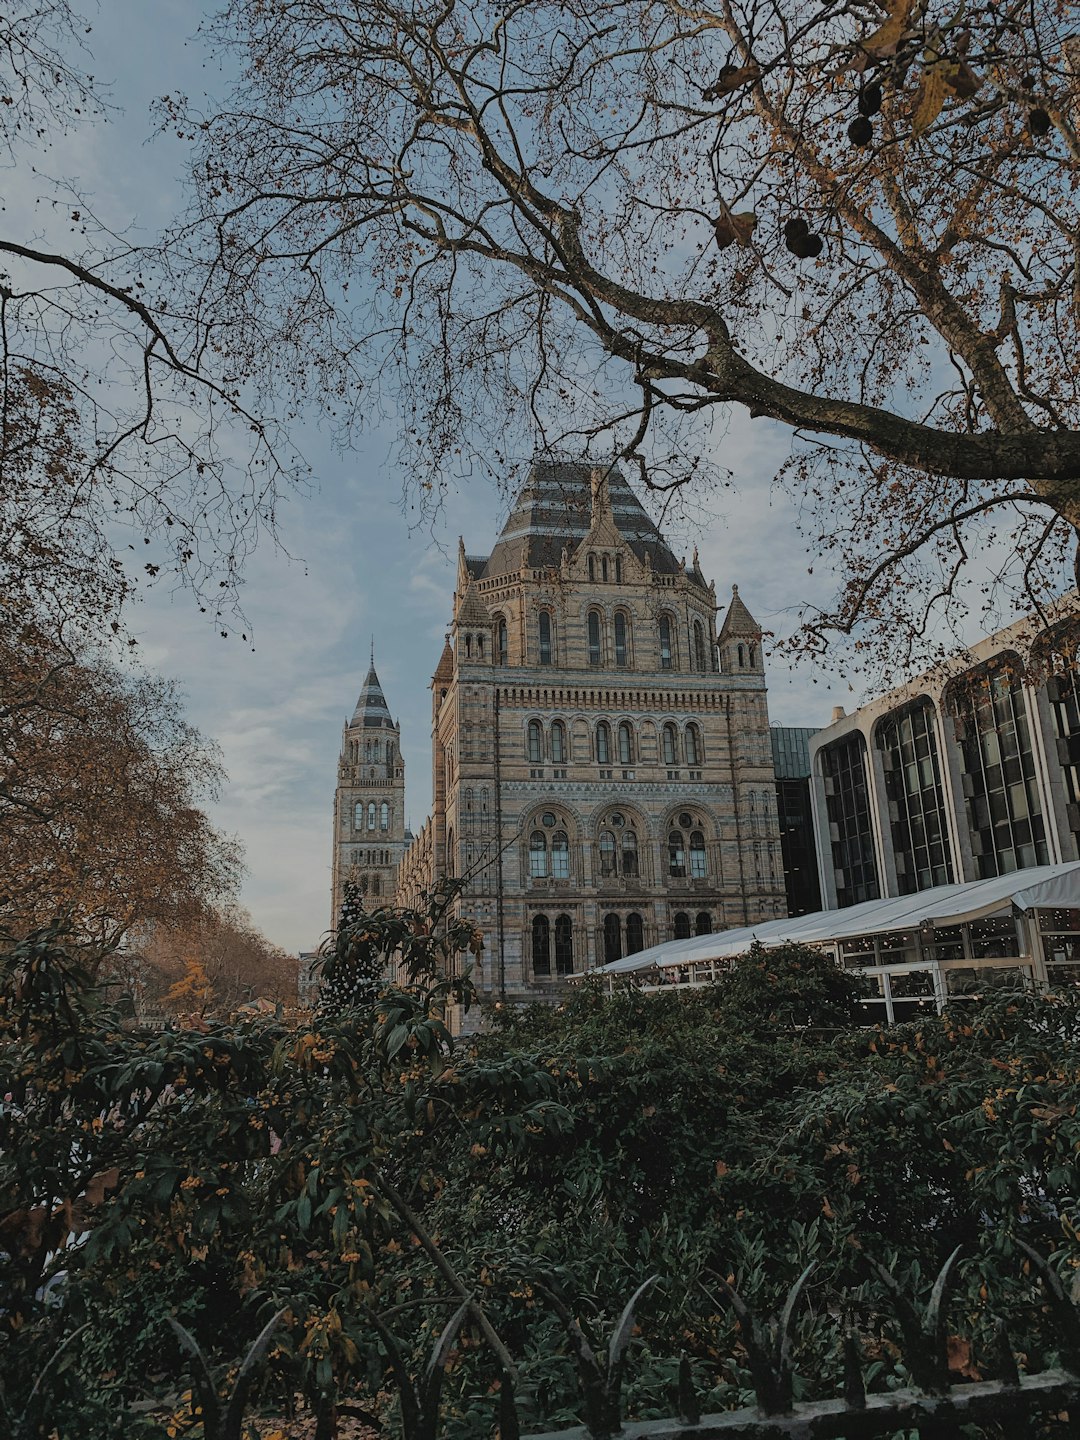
[9,0,863,954]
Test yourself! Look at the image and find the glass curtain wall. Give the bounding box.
[876,701,954,893]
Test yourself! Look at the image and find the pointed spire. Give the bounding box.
[351,654,394,729]
[719,582,762,639]
[433,633,454,685]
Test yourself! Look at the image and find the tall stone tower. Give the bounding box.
[331,653,409,926]
[395,459,786,1023]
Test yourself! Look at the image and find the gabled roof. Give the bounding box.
[351,663,394,730]
[719,584,761,638]
[477,460,683,578]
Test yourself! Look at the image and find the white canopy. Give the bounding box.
[594,861,1080,976]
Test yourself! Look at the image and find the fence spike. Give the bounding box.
[994,1317,1020,1388]
[498,1368,521,1440]
[925,1244,964,1374]
[223,1308,287,1440]
[166,1316,223,1439]
[677,1353,701,1426]
[842,1332,866,1411]
[608,1275,660,1374]
[864,1256,946,1394]
[714,1275,788,1416]
[1015,1239,1080,1374]
[420,1297,473,1440]
[776,1261,816,1384]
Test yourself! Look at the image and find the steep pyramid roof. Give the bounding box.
[433,634,455,685]
[479,460,682,578]
[454,581,493,629]
[350,661,394,730]
[719,584,761,639]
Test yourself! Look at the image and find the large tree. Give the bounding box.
[0,624,242,965]
[171,0,1079,666]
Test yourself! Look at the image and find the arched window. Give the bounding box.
[552,829,570,879]
[587,554,596,582]
[694,620,707,672]
[626,913,644,954]
[617,721,633,764]
[748,643,757,667]
[372,875,381,896]
[529,831,548,879]
[599,830,617,878]
[659,615,673,670]
[668,830,686,877]
[527,720,542,764]
[380,801,389,831]
[686,724,701,766]
[497,618,508,665]
[551,720,567,764]
[477,634,485,658]
[538,611,553,665]
[386,741,395,767]
[554,915,574,975]
[673,912,691,939]
[615,555,623,584]
[465,633,472,658]
[603,913,622,964]
[738,643,746,668]
[602,555,609,582]
[367,801,376,830]
[595,721,611,764]
[365,739,373,762]
[621,829,639,877]
[695,912,712,936]
[614,611,629,666]
[354,802,363,829]
[587,610,602,667]
[690,831,707,879]
[446,826,455,877]
[532,915,551,976]
[662,723,677,766]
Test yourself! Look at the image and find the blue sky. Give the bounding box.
[11,0,858,953]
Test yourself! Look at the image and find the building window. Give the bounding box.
[477,634,485,658]
[532,914,551,976]
[602,555,609,582]
[551,719,567,764]
[876,700,954,894]
[372,876,381,897]
[354,802,363,829]
[668,830,686,878]
[595,721,611,765]
[1042,628,1080,855]
[599,829,617,878]
[555,914,574,975]
[528,720,543,764]
[615,555,623,584]
[821,732,880,907]
[538,611,553,665]
[949,660,1048,878]
[626,912,644,954]
[588,554,595,582]
[686,724,701,767]
[694,620,707,672]
[738,643,746,668]
[603,913,622,964]
[662,723,677,766]
[497,618,508,665]
[695,912,712,935]
[588,610,602,667]
[689,830,707,878]
[446,826,455,878]
[621,828,639,877]
[614,611,629,666]
[464,633,472,658]
[552,829,570,879]
[530,830,548,878]
[617,721,633,764]
[659,615,673,670]
[673,911,691,939]
[367,801,376,830]
[380,801,389,831]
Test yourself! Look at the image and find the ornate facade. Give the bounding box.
[331,655,410,925]
[393,460,786,1018]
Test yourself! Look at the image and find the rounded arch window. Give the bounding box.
[599,829,617,878]
[659,614,674,670]
[587,554,596,582]
[551,719,567,764]
[530,830,548,878]
[595,721,611,765]
[588,610,602,667]
[662,722,677,766]
[602,555,609,582]
[668,830,686,877]
[695,911,712,936]
[614,611,630,666]
[686,724,702,767]
[603,913,622,964]
[551,829,570,879]
[626,913,644,954]
[738,643,746,668]
[617,721,634,764]
[689,831,707,878]
[615,555,623,584]
[538,610,553,665]
[621,828,639,877]
[367,801,376,830]
[554,914,574,975]
[497,617,508,665]
[532,914,551,975]
[372,875,381,897]
[694,620,707,672]
[673,911,691,940]
[446,826,455,878]
[380,801,389,831]
[527,720,543,764]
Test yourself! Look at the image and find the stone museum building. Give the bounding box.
[334,459,786,1015]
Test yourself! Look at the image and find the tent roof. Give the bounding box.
[595,862,1080,976]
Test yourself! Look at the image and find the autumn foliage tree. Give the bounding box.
[0,624,242,967]
[169,0,1080,669]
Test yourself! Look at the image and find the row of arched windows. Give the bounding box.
[490,610,716,671]
[531,909,715,976]
[527,811,711,881]
[532,914,574,975]
[345,738,396,766]
[525,718,702,766]
[354,800,391,832]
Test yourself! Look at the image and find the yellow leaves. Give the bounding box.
[912,64,947,135]
[822,1196,836,1219]
[861,0,914,57]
